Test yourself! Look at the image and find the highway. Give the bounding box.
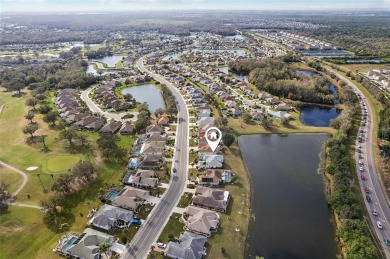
[121,57,189,259]
[328,68,390,258]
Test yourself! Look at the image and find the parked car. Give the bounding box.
[377,221,383,229]
[172,168,177,173]
[358,160,363,165]
[157,243,167,249]
[361,175,366,181]
[366,195,372,203]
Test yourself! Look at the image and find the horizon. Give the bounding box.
[1,0,389,13]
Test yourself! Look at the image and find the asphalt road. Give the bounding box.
[328,68,390,258]
[121,57,189,259]
[80,87,138,121]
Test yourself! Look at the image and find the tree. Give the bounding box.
[216,117,228,127]
[59,127,78,146]
[97,134,119,150]
[25,97,37,110]
[222,133,235,147]
[123,93,133,102]
[262,117,271,129]
[0,181,11,213]
[38,134,49,152]
[24,111,35,123]
[71,161,95,183]
[98,242,112,258]
[51,173,73,194]
[38,104,52,114]
[281,117,290,127]
[43,111,58,126]
[23,123,39,138]
[242,112,251,124]
[155,108,165,117]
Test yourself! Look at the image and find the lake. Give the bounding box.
[300,106,341,127]
[239,134,336,259]
[122,84,166,113]
[92,55,125,67]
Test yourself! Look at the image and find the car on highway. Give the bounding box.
[377,221,383,229]
[358,154,363,159]
[372,209,378,216]
[366,195,372,202]
[157,242,167,249]
[385,237,390,246]
[358,160,363,165]
[359,166,364,172]
[172,168,177,173]
[361,175,366,180]
[365,188,370,193]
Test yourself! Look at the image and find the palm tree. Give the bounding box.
[99,242,112,258]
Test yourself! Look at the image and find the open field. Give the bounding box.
[0,166,24,194]
[0,89,135,258]
[340,63,390,73]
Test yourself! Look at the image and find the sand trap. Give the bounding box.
[26,166,38,171]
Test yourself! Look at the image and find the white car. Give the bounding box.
[377,221,383,229]
[358,160,363,165]
[359,166,364,172]
[372,209,378,216]
[157,242,166,249]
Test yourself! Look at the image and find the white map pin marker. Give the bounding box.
[205,127,222,152]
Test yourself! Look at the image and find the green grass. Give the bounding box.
[0,206,62,259]
[177,192,193,208]
[0,167,24,194]
[157,213,185,244]
[46,155,81,173]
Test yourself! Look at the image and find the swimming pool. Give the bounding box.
[62,236,77,251]
[106,190,120,201]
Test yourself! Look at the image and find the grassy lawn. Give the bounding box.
[205,144,251,259]
[146,187,166,197]
[46,155,81,173]
[228,116,334,135]
[340,63,390,73]
[157,213,185,244]
[155,170,170,184]
[137,203,155,220]
[0,166,24,194]
[177,192,193,208]
[0,206,61,259]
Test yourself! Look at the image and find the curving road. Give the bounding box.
[121,56,189,259]
[80,87,138,121]
[327,68,390,258]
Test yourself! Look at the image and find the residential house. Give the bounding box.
[181,206,220,237]
[164,231,207,259]
[250,111,264,121]
[66,228,125,259]
[197,169,232,186]
[85,118,106,131]
[100,121,122,134]
[112,186,149,211]
[192,186,230,212]
[198,154,223,169]
[119,121,135,135]
[146,125,163,134]
[276,103,293,111]
[157,116,170,126]
[140,142,165,156]
[137,154,164,169]
[197,117,215,127]
[88,204,133,231]
[123,170,158,188]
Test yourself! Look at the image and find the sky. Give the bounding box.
[0,0,389,13]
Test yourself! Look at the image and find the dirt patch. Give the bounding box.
[0,220,24,235]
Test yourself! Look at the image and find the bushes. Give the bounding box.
[325,102,378,257]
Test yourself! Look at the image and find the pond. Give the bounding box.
[122,84,166,113]
[239,134,336,259]
[300,50,348,57]
[91,55,125,67]
[346,59,385,64]
[86,64,114,76]
[217,66,249,83]
[300,106,341,127]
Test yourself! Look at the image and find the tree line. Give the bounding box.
[229,57,336,104]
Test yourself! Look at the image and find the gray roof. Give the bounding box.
[164,231,207,259]
[89,204,133,231]
[67,228,115,259]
